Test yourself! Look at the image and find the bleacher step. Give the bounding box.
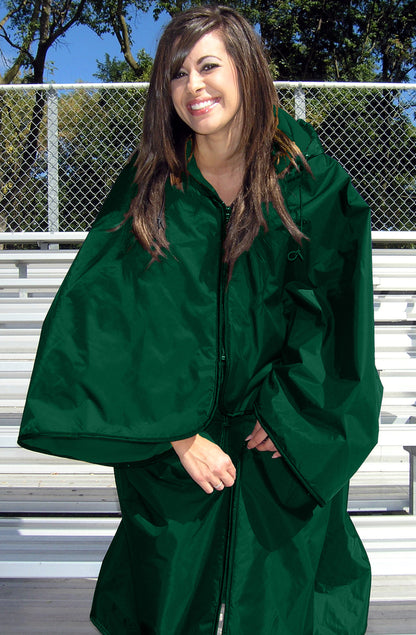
[0,517,118,577]
[0,577,414,635]
[0,515,415,579]
[0,487,120,514]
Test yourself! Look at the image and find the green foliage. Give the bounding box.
[237,0,416,82]
[0,1,110,84]
[152,0,201,19]
[0,0,415,234]
[301,87,416,230]
[94,50,153,82]
[56,85,147,230]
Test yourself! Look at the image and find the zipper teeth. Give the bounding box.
[218,431,241,635]
[218,205,226,408]
[205,198,229,423]
[218,202,230,410]
[187,175,232,420]
[221,484,237,633]
[216,202,233,630]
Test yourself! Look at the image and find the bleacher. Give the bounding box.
[0,233,416,634]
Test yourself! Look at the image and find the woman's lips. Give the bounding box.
[186,98,220,116]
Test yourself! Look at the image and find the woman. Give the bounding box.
[18,5,383,634]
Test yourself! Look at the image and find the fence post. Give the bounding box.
[47,88,59,248]
[294,85,306,120]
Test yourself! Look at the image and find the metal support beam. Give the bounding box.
[47,89,59,249]
[404,447,416,514]
[294,85,306,120]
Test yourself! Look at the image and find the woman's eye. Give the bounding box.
[202,63,219,72]
[172,70,187,80]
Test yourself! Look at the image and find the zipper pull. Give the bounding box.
[223,203,233,223]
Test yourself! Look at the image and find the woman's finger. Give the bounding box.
[205,483,216,494]
[257,434,270,445]
[245,420,261,443]
[254,437,276,452]
[246,421,268,449]
[172,435,237,494]
[227,461,237,480]
[216,470,234,487]
[245,422,281,457]
[210,459,235,487]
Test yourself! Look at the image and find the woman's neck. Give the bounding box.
[194,130,243,171]
[194,135,245,206]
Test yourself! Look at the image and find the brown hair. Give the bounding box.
[128,4,308,277]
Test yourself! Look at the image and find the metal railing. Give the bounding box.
[0,81,415,235]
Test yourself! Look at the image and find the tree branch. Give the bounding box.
[0,0,41,84]
[303,2,325,78]
[46,0,89,47]
[0,9,12,30]
[0,0,31,29]
[112,0,142,74]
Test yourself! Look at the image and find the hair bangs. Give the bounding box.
[169,23,224,81]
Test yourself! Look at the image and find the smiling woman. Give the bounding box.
[18,5,383,635]
[170,31,243,206]
[170,32,242,140]
[128,5,308,277]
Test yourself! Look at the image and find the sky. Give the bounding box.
[1,5,415,85]
[0,6,171,84]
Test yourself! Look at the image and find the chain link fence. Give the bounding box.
[0,81,415,234]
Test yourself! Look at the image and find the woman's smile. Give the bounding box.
[187,97,221,115]
[171,31,242,141]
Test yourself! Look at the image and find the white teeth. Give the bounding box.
[190,100,216,111]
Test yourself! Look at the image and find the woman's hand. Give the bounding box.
[246,420,281,458]
[171,434,236,494]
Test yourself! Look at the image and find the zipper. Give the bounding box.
[186,159,233,418]
[218,202,232,411]
[214,203,234,635]
[220,475,239,635]
[215,414,242,635]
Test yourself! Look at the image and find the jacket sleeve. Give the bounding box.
[18,155,173,466]
[254,156,383,507]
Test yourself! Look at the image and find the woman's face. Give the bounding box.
[170,30,242,144]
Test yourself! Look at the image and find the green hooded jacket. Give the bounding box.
[18,109,383,634]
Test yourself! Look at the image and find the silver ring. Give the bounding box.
[213,482,223,490]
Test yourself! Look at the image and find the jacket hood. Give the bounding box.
[277,108,324,160]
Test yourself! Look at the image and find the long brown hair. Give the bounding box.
[129,5,308,276]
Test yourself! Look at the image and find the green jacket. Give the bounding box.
[18,108,382,507]
[19,109,383,634]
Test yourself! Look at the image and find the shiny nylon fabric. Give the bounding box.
[91,412,372,635]
[18,108,383,633]
[18,154,224,463]
[252,148,383,505]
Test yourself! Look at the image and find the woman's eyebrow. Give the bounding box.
[196,55,222,64]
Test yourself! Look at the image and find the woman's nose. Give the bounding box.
[187,69,204,94]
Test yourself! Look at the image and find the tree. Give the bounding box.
[150,0,415,82]
[296,85,416,230]
[0,1,110,85]
[366,0,416,83]
[91,0,152,79]
[0,1,112,229]
[224,0,416,82]
[0,1,156,229]
[149,0,416,231]
[94,49,153,82]
[1,0,414,233]
[56,84,147,231]
[256,0,378,81]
